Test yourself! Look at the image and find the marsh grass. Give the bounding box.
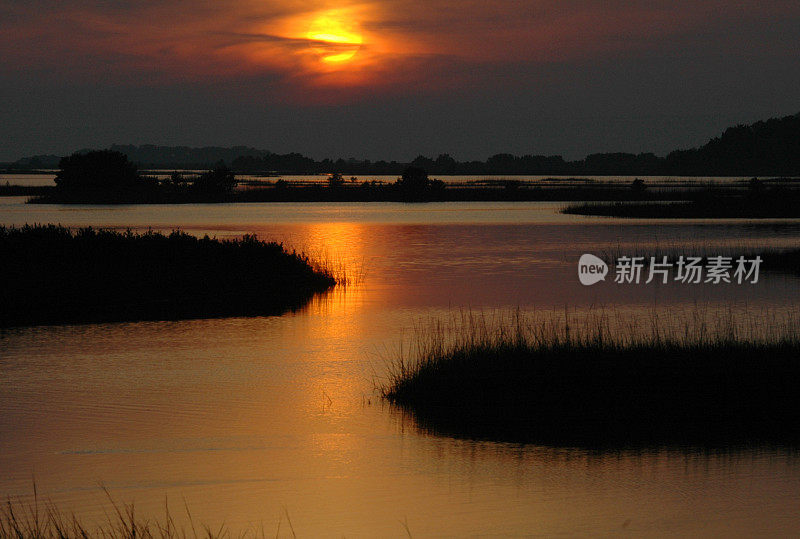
[292,245,365,288]
[0,225,339,327]
[381,307,800,447]
[0,486,282,539]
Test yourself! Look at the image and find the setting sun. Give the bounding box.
[306,10,363,64]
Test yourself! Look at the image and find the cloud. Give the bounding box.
[0,0,798,97]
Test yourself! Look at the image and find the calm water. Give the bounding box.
[2,198,800,536]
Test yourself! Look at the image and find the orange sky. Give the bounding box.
[1,0,799,160]
[3,0,797,96]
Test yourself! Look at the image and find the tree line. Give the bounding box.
[6,112,799,176]
[231,111,799,176]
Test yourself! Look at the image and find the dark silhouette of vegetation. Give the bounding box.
[397,166,429,192]
[35,153,241,203]
[7,112,799,176]
[327,172,345,189]
[393,166,446,200]
[48,150,161,203]
[0,225,335,327]
[382,311,800,448]
[55,150,153,195]
[102,144,266,169]
[563,187,800,218]
[0,485,305,538]
[28,176,800,205]
[748,177,764,193]
[192,165,237,196]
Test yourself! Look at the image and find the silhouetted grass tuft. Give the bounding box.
[0,485,275,538]
[382,308,800,447]
[0,225,337,327]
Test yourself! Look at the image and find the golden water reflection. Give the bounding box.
[4,214,800,534]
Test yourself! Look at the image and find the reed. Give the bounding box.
[0,225,338,327]
[381,307,800,447]
[0,486,274,539]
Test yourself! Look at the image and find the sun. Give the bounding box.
[306,10,363,64]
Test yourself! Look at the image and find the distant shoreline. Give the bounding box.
[563,194,800,219]
[25,184,688,204]
[4,111,800,176]
[11,182,796,205]
[10,184,800,211]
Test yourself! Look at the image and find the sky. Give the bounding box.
[1,0,799,161]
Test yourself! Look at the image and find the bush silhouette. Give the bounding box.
[327,173,345,189]
[55,150,142,193]
[631,178,647,192]
[397,166,430,192]
[193,166,237,195]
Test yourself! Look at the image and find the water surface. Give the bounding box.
[2,199,800,535]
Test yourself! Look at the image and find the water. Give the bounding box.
[2,198,800,535]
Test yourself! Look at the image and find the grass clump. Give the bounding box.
[0,485,279,538]
[381,308,800,447]
[0,225,336,327]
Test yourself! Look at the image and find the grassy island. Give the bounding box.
[382,311,800,447]
[0,225,336,327]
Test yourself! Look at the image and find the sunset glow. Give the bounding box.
[1,0,799,155]
[306,10,363,64]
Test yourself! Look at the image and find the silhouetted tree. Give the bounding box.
[193,166,237,196]
[410,155,436,172]
[395,167,446,200]
[397,166,430,193]
[55,150,141,193]
[434,154,457,174]
[429,178,446,195]
[327,173,345,189]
